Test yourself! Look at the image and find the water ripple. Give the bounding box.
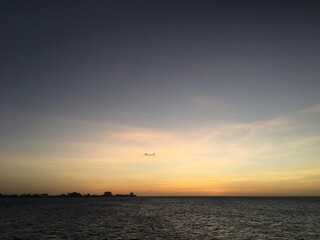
[0,197,319,239]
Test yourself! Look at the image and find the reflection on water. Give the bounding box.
[1,197,320,239]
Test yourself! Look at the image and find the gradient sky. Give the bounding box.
[1,0,320,195]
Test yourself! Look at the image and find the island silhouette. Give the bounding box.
[0,191,137,198]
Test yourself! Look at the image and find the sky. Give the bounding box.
[0,0,320,196]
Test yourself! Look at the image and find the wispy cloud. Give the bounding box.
[287,136,320,147]
[300,103,320,113]
[2,109,320,195]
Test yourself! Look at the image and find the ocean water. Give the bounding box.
[0,197,319,239]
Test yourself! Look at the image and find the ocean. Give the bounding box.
[1,197,319,239]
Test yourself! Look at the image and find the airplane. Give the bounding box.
[144,153,155,156]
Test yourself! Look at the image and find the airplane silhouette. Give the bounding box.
[144,153,155,156]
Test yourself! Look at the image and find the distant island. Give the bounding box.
[0,191,137,198]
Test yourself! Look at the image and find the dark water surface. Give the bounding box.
[1,197,320,239]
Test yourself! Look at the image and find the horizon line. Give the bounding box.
[1,192,319,198]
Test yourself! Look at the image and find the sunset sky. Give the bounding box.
[1,0,320,196]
